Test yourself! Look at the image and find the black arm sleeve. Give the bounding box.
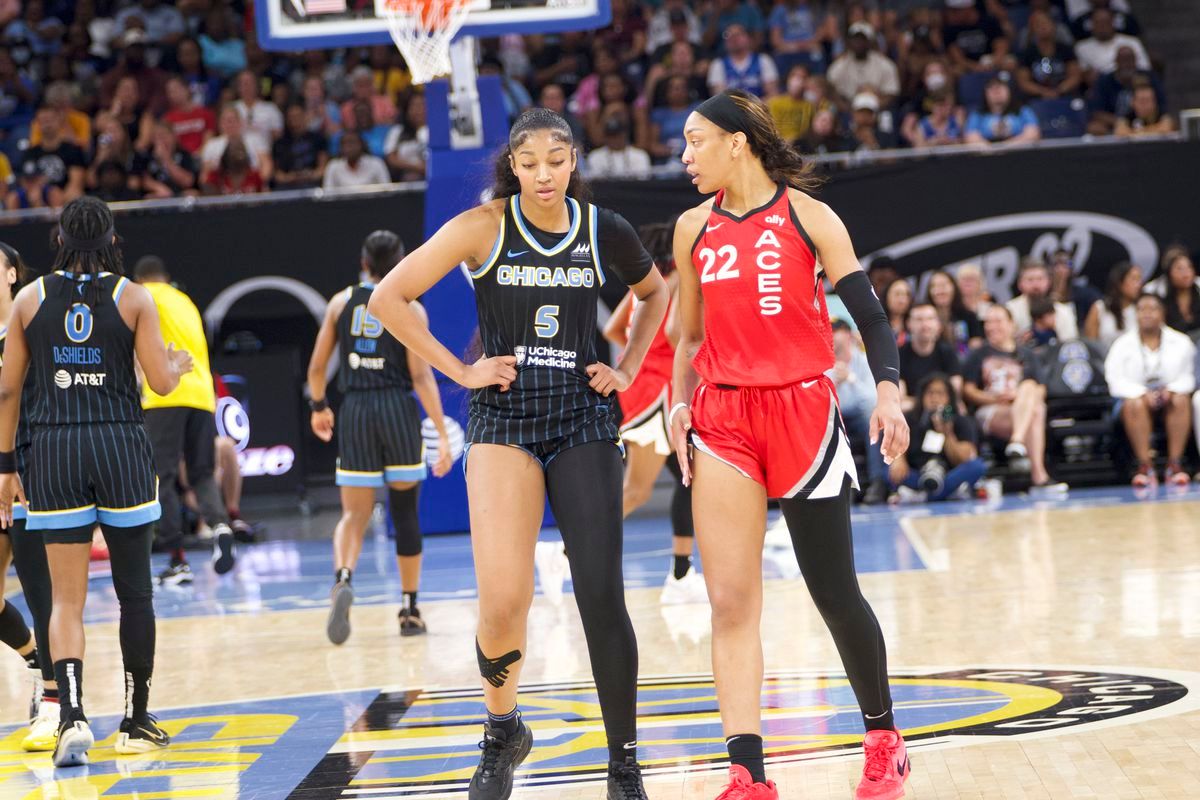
[597,208,654,287]
[834,270,900,387]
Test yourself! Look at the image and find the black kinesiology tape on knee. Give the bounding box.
[390,487,422,557]
[476,639,521,688]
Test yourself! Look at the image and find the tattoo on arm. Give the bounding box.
[476,639,522,688]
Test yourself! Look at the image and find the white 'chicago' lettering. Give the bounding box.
[496,265,596,288]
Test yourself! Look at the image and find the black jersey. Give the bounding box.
[468,195,653,444]
[335,282,413,393]
[0,323,33,450]
[25,271,143,426]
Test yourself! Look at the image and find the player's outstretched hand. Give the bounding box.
[670,404,693,487]
[0,473,27,529]
[432,433,454,478]
[311,408,335,442]
[870,384,910,466]
[585,363,631,397]
[167,343,194,376]
[460,355,517,391]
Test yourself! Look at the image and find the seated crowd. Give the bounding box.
[831,245,1200,504]
[0,0,1179,208]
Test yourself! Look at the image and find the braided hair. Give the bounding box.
[51,196,123,307]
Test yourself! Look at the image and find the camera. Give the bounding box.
[919,460,946,495]
[940,405,954,422]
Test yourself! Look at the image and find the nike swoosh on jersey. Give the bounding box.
[506,249,528,258]
[801,379,819,388]
[705,224,724,232]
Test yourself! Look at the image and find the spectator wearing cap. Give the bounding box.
[1074,8,1150,82]
[911,88,964,148]
[340,66,398,130]
[202,105,274,182]
[323,131,390,190]
[6,158,52,210]
[163,75,215,156]
[707,24,779,98]
[198,7,247,80]
[769,0,832,77]
[1017,10,1083,100]
[702,0,766,55]
[1104,292,1196,487]
[587,109,651,178]
[234,69,285,143]
[942,0,1008,76]
[1088,45,1166,135]
[272,103,328,190]
[1114,80,1176,137]
[115,0,185,47]
[478,56,532,124]
[964,74,1040,146]
[848,91,898,151]
[100,28,168,117]
[826,22,899,110]
[646,0,700,55]
[1006,257,1078,341]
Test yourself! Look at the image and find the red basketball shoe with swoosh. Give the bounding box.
[713,765,778,800]
[855,729,911,800]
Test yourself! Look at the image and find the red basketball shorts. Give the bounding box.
[689,375,859,500]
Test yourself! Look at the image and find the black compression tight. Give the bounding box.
[545,442,639,751]
[8,519,53,681]
[665,456,694,538]
[779,480,893,723]
[102,523,157,678]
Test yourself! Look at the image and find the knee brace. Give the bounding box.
[390,487,422,557]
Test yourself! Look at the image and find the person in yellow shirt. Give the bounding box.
[134,256,235,585]
[767,63,831,143]
[30,83,92,151]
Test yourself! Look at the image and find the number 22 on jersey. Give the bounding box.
[696,228,787,317]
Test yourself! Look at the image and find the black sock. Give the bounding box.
[170,549,187,567]
[672,555,691,581]
[727,734,766,784]
[54,659,86,723]
[608,739,636,765]
[336,567,352,584]
[863,706,894,732]
[403,591,418,614]
[43,686,59,703]
[487,706,520,738]
[0,600,32,651]
[126,667,152,720]
[24,648,40,671]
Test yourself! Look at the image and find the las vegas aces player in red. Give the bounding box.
[671,90,912,800]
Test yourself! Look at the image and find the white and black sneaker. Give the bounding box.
[212,524,236,575]
[327,578,354,645]
[607,756,649,800]
[52,719,94,767]
[115,715,170,754]
[157,562,194,586]
[468,720,533,800]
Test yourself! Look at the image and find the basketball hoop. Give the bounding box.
[378,0,475,85]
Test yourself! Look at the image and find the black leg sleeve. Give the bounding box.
[102,522,156,718]
[779,478,893,720]
[665,456,694,538]
[8,519,54,681]
[545,442,639,753]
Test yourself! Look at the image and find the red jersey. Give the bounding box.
[165,107,216,154]
[619,292,674,423]
[691,184,833,387]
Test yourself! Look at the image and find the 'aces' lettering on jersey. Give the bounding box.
[335,282,413,392]
[468,195,653,444]
[25,271,142,425]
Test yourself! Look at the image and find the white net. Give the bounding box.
[379,0,474,85]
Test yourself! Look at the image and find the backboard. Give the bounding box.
[255,0,611,51]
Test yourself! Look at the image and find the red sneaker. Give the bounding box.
[714,765,778,800]
[855,729,910,800]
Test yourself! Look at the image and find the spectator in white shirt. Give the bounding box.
[1083,261,1143,352]
[1006,258,1079,341]
[233,69,283,142]
[323,131,390,190]
[1074,8,1150,80]
[707,24,780,98]
[646,0,701,54]
[1104,292,1196,487]
[826,22,899,110]
[587,112,652,178]
[201,105,273,181]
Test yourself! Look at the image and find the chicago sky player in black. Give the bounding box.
[369,108,668,800]
[306,230,454,645]
[0,197,193,767]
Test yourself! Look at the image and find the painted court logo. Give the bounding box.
[299,666,1196,797]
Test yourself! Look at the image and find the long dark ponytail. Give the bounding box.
[51,196,123,307]
[725,89,823,193]
[491,107,590,202]
[0,241,29,299]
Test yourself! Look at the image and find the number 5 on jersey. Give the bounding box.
[534,305,560,338]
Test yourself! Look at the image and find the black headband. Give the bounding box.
[695,92,751,134]
[59,225,115,252]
